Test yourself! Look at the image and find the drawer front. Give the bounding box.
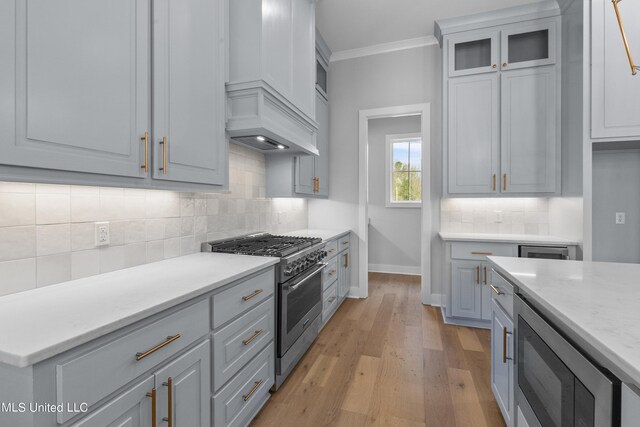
[324,239,338,259]
[213,297,274,391]
[490,269,514,318]
[322,256,338,288]
[213,344,274,427]
[212,268,275,329]
[322,282,338,322]
[451,242,515,261]
[338,234,350,252]
[57,300,209,424]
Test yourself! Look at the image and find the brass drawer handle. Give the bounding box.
[503,173,507,191]
[162,377,173,427]
[160,136,168,175]
[327,296,336,303]
[490,284,504,296]
[243,379,264,402]
[146,388,157,427]
[327,248,336,254]
[242,289,263,301]
[475,266,480,284]
[136,334,181,361]
[492,173,496,191]
[471,251,494,255]
[141,131,149,173]
[341,240,349,245]
[242,329,264,346]
[328,269,337,277]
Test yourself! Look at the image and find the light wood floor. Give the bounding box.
[251,273,506,427]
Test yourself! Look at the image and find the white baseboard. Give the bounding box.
[368,264,421,275]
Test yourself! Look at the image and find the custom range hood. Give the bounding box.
[225,0,319,156]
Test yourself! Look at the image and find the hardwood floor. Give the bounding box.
[251,273,506,427]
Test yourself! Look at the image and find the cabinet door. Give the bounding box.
[481,263,492,321]
[315,92,330,196]
[450,261,482,319]
[591,0,640,139]
[501,66,557,193]
[491,300,514,426]
[338,249,350,300]
[291,0,316,119]
[501,20,557,70]
[72,377,154,426]
[622,384,640,427]
[447,73,499,194]
[152,0,227,185]
[295,155,316,196]
[154,340,210,427]
[2,0,149,178]
[447,31,499,77]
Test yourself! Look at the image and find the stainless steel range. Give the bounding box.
[202,233,327,390]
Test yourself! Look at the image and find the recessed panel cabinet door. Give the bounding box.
[153,0,227,185]
[448,73,499,194]
[501,66,557,193]
[450,261,482,319]
[491,300,514,426]
[2,0,150,177]
[315,93,330,196]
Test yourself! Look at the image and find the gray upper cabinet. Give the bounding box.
[294,92,329,197]
[591,0,640,141]
[152,0,227,186]
[500,19,556,71]
[448,30,499,77]
[501,66,557,193]
[1,0,150,178]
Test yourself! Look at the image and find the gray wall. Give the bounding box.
[592,149,640,263]
[367,116,421,271]
[308,44,443,298]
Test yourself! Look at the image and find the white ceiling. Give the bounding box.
[316,0,546,53]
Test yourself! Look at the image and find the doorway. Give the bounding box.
[358,104,432,304]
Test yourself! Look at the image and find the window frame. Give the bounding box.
[385,132,422,208]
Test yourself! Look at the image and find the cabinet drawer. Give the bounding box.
[212,268,274,329]
[451,242,515,260]
[322,282,338,322]
[56,300,209,424]
[213,297,274,391]
[325,239,338,259]
[213,344,274,427]
[338,234,350,251]
[490,269,514,318]
[323,256,338,289]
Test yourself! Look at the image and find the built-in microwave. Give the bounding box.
[514,293,620,427]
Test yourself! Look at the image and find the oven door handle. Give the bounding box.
[288,263,327,292]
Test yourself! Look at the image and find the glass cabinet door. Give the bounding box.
[501,20,556,70]
[447,31,499,77]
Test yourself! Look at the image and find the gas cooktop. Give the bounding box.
[203,233,322,258]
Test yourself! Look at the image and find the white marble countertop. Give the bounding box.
[0,253,279,368]
[439,232,578,245]
[283,228,351,242]
[489,256,640,387]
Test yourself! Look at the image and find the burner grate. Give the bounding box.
[207,233,321,257]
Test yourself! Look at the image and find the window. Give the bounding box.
[385,133,422,207]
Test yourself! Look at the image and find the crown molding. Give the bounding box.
[330,35,438,63]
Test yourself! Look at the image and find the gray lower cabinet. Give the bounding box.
[338,247,351,301]
[622,383,640,427]
[491,300,514,427]
[320,233,350,327]
[450,261,491,320]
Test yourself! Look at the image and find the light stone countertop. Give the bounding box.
[439,232,578,245]
[283,228,351,242]
[0,253,279,368]
[489,256,640,387]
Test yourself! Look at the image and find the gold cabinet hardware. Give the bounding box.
[502,62,508,67]
[243,379,264,402]
[475,266,480,284]
[503,173,507,191]
[162,377,173,427]
[159,137,168,175]
[341,240,349,245]
[136,334,181,361]
[328,296,336,303]
[344,253,349,267]
[141,131,149,173]
[242,289,263,301]
[471,251,494,255]
[327,248,336,254]
[491,64,497,69]
[328,269,337,277]
[612,0,639,75]
[483,266,487,284]
[492,174,496,191]
[490,284,504,296]
[242,329,264,346]
[503,327,513,363]
[146,388,157,427]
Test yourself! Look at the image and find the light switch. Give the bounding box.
[615,212,626,225]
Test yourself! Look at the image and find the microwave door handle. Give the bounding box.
[288,263,327,292]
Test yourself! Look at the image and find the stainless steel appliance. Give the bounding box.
[202,233,327,390]
[514,293,620,427]
[519,245,570,260]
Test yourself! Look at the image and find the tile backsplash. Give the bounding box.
[441,198,549,235]
[0,144,307,296]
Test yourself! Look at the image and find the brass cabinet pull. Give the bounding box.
[503,173,507,191]
[242,289,263,302]
[341,240,349,245]
[475,266,480,284]
[483,266,487,284]
[491,64,497,69]
[344,253,349,267]
[162,377,173,427]
[502,62,508,67]
[328,296,336,303]
[490,284,504,296]
[503,327,513,363]
[136,334,181,361]
[471,251,494,255]
[141,131,149,173]
[242,329,264,346]
[328,269,337,277]
[492,174,496,191]
[327,248,336,254]
[146,388,157,427]
[243,379,264,402]
[612,0,639,75]
[160,137,168,175]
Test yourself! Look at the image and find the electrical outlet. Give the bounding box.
[95,222,110,246]
[494,210,504,223]
[615,212,626,225]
